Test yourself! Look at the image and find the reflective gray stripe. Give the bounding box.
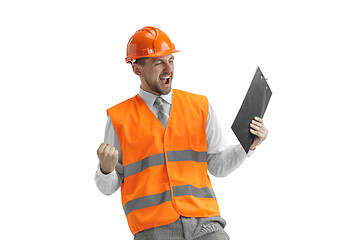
[167,150,207,163]
[123,190,172,216]
[124,150,207,178]
[124,153,165,178]
[173,185,216,199]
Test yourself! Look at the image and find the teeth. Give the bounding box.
[160,77,170,81]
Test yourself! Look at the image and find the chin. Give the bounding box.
[162,88,171,95]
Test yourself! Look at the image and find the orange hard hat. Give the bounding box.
[125,26,180,63]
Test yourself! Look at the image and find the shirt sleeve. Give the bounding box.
[94,115,124,195]
[206,103,254,177]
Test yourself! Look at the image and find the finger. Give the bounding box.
[104,144,112,151]
[97,143,108,155]
[257,124,267,134]
[254,118,266,130]
[258,129,268,140]
[256,124,267,133]
[251,120,262,128]
[251,121,266,133]
[108,146,115,156]
[250,128,266,139]
[102,144,113,156]
[250,128,258,136]
[250,123,260,131]
[254,116,263,122]
[98,143,107,151]
[109,147,118,160]
[113,149,119,161]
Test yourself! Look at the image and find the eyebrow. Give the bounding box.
[152,56,174,64]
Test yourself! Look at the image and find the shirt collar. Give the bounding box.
[139,87,172,107]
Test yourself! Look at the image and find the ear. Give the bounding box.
[132,64,143,77]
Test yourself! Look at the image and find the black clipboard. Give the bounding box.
[231,67,272,153]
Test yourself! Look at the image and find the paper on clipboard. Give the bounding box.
[231,67,272,153]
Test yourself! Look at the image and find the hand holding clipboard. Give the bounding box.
[231,67,272,153]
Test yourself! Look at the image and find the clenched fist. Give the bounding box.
[97,143,119,174]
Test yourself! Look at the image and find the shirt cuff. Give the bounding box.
[233,144,254,158]
[247,149,255,157]
[94,165,120,195]
[96,166,117,180]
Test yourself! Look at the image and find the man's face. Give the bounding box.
[137,54,174,96]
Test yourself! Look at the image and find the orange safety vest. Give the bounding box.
[107,89,220,235]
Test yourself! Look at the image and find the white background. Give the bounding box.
[1,0,359,239]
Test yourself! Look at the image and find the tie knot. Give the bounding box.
[154,97,163,107]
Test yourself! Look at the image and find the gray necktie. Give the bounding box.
[154,97,169,128]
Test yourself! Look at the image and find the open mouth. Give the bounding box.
[160,76,171,85]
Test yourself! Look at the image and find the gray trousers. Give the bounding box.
[134,216,230,240]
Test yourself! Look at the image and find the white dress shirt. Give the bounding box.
[94,88,253,195]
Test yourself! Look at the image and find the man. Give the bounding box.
[95,26,268,240]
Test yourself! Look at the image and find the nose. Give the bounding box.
[163,62,173,74]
